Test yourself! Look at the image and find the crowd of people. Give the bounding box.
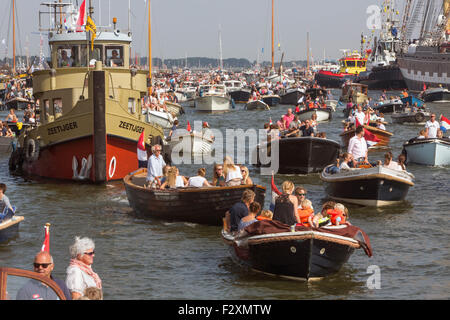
[224,182,350,234]
[143,146,253,190]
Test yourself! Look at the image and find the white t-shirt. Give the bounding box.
[384,161,401,171]
[175,176,185,188]
[188,176,207,187]
[225,165,243,182]
[425,120,440,138]
[65,266,98,296]
[348,135,368,160]
[146,154,166,182]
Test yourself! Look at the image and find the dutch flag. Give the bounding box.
[440,115,450,134]
[269,174,281,212]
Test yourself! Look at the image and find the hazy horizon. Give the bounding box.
[0,0,407,62]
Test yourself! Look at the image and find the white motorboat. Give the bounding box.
[195,84,231,112]
[168,131,214,155]
[244,100,270,110]
[145,110,176,129]
[402,138,450,166]
[296,108,332,122]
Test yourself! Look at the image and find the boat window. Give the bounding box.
[57,46,78,68]
[53,99,63,119]
[105,46,124,67]
[346,61,356,68]
[128,98,136,114]
[79,45,104,67]
[357,60,365,68]
[44,99,51,122]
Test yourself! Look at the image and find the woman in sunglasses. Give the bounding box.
[66,236,102,300]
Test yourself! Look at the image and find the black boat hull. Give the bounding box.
[356,65,406,90]
[422,91,450,103]
[229,90,251,104]
[314,72,355,89]
[226,234,355,280]
[373,102,405,114]
[257,137,341,174]
[280,90,304,105]
[262,96,281,107]
[323,176,411,206]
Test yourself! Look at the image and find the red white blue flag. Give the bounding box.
[440,115,450,133]
[41,223,50,253]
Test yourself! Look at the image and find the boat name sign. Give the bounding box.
[47,121,79,136]
[118,121,145,134]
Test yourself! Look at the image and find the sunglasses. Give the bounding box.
[297,193,306,196]
[34,263,52,269]
[84,251,95,256]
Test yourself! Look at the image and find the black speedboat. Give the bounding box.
[373,99,405,114]
[257,137,340,174]
[229,89,252,104]
[262,95,281,107]
[420,88,450,103]
[391,110,431,125]
[279,88,305,105]
[222,220,372,281]
[320,164,414,207]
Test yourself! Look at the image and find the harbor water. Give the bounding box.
[0,89,449,300]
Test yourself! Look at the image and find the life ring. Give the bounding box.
[414,112,425,122]
[25,138,39,162]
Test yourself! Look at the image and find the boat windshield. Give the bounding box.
[346,60,356,68]
[55,44,122,68]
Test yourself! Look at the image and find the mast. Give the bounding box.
[148,0,152,94]
[271,0,274,71]
[12,0,16,74]
[306,31,310,75]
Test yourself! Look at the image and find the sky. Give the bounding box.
[0,0,408,62]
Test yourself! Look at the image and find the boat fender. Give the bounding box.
[25,138,39,162]
[415,112,425,122]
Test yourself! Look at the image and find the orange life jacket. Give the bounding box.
[327,209,346,225]
[256,216,272,221]
[297,208,314,227]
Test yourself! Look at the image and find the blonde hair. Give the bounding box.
[240,165,249,181]
[223,156,237,177]
[281,181,294,194]
[197,168,206,177]
[301,199,312,209]
[241,189,255,204]
[260,210,273,219]
[335,203,345,213]
[167,167,177,188]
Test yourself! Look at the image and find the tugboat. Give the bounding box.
[355,0,406,90]
[9,2,164,183]
[315,49,368,88]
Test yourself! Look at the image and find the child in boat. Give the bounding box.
[256,209,273,221]
[327,203,347,226]
[238,201,261,230]
[312,201,335,228]
[296,199,314,227]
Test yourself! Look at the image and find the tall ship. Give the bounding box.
[397,0,450,91]
[315,49,368,88]
[356,0,407,90]
[9,1,164,183]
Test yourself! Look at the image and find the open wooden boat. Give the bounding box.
[124,169,266,225]
[165,101,184,117]
[222,220,372,281]
[340,125,393,150]
[320,164,414,207]
[0,216,24,243]
[244,100,270,110]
